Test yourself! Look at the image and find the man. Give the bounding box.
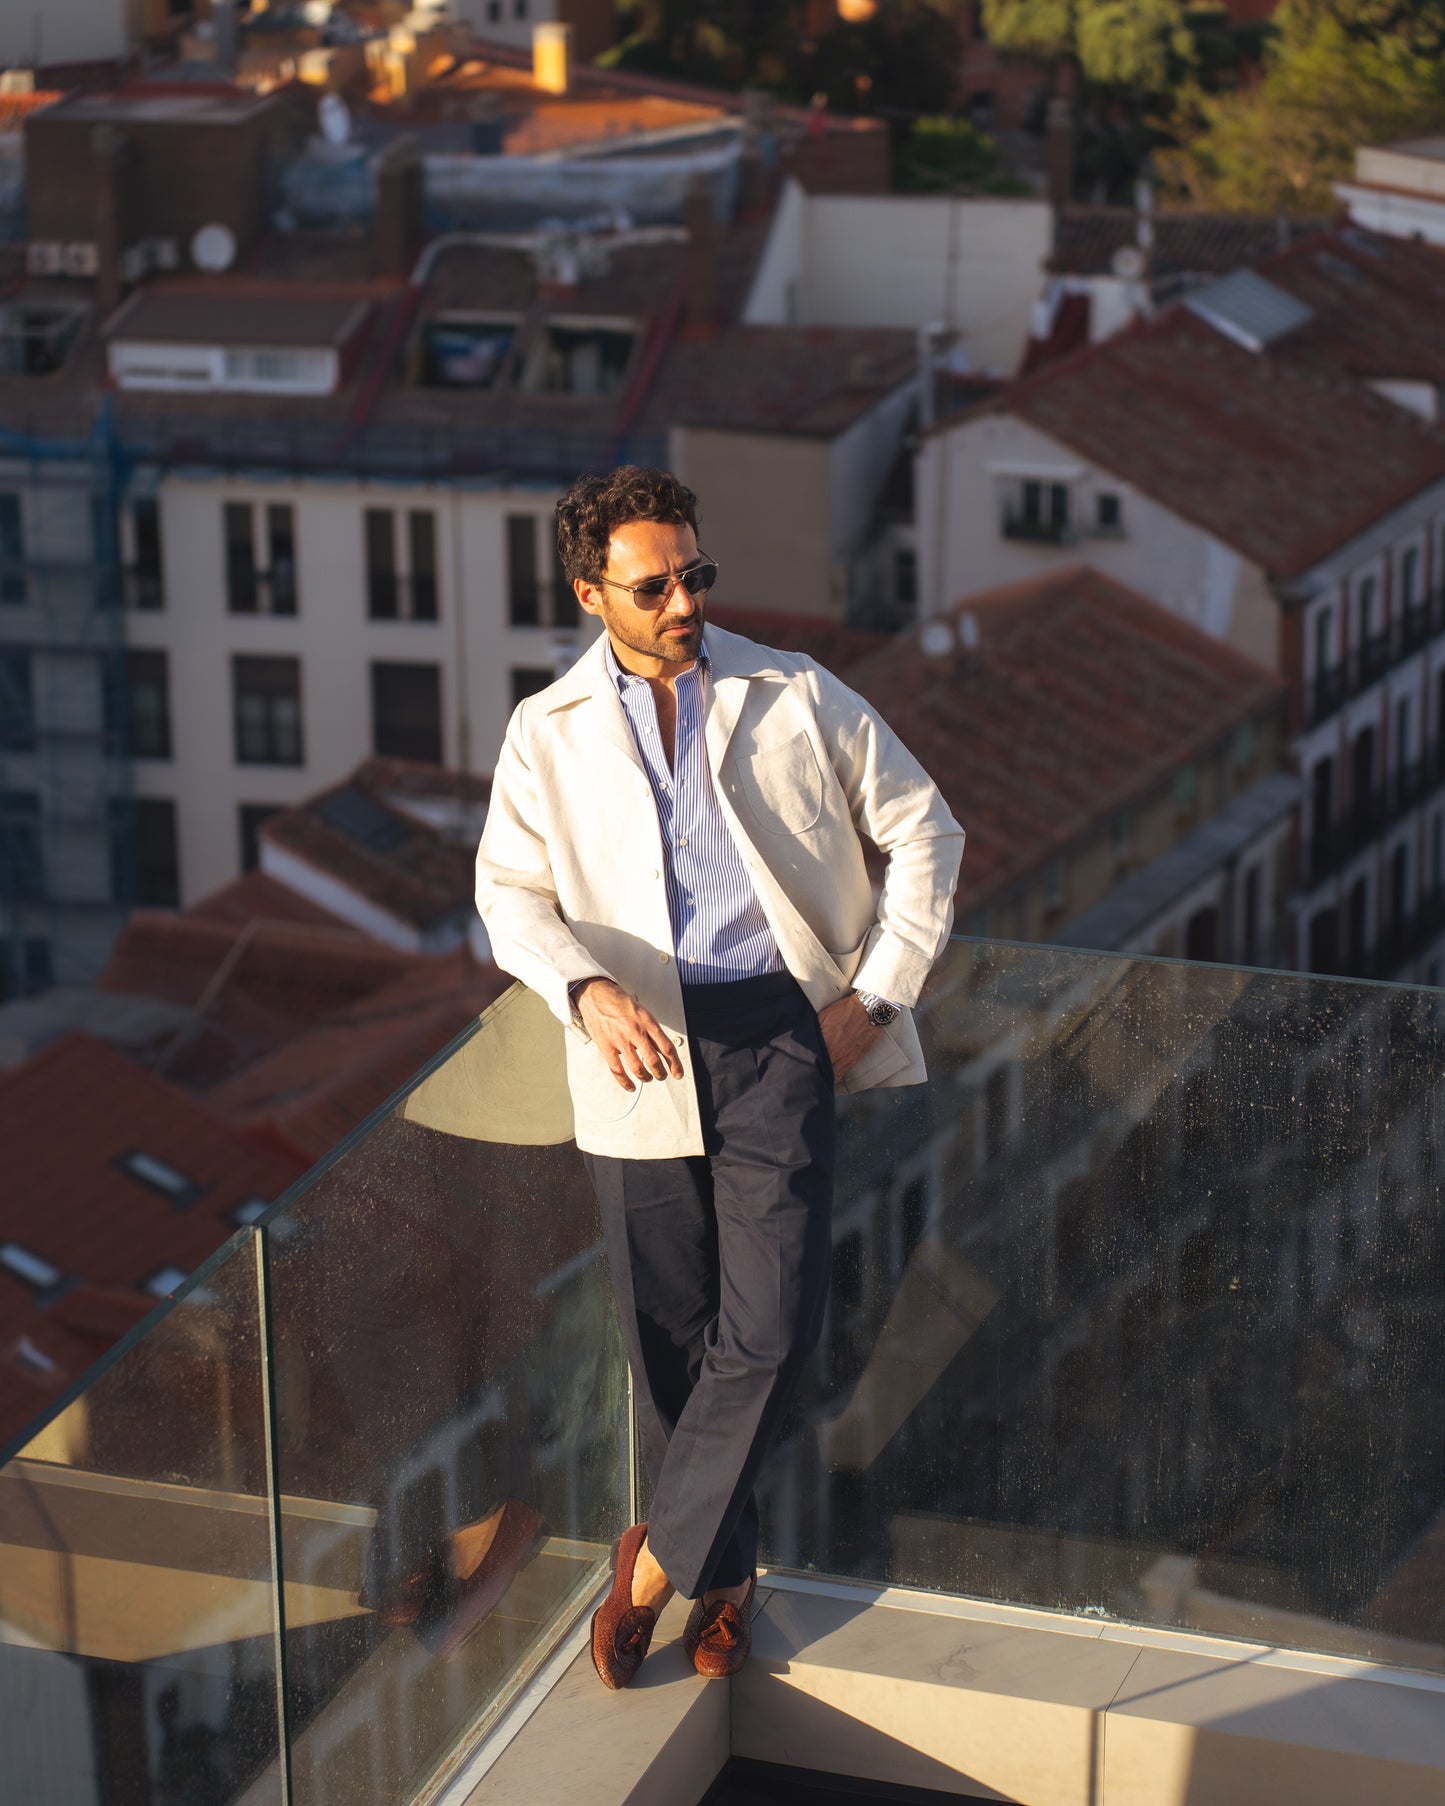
[475,466,963,1689]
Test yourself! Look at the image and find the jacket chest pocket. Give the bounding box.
[735,731,824,836]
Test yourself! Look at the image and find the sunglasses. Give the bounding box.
[594,556,719,607]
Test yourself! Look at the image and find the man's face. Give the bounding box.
[577,519,707,666]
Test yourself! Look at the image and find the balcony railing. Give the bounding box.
[1001,510,1075,546]
[1304,588,1445,729]
[4,942,1445,1804]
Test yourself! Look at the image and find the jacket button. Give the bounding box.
[659,952,670,962]
[651,869,659,879]
[674,1034,684,1047]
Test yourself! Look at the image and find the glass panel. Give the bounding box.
[0,1236,283,1805]
[760,939,1445,1677]
[265,983,628,1806]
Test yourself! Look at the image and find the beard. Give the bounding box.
[601,598,705,664]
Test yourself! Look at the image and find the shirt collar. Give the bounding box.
[604,633,710,691]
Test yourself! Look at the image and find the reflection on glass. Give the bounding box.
[760,940,1445,1677]
[265,985,629,1806]
[0,1238,283,1805]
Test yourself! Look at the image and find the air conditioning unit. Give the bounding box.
[26,241,63,276]
[61,241,99,277]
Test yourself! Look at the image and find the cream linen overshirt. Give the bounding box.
[474,624,965,1158]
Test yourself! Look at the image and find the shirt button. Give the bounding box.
[651,869,660,880]
[677,838,687,847]
[674,1034,684,1047]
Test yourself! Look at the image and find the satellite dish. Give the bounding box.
[319,92,351,147]
[920,619,955,658]
[1112,244,1146,280]
[191,222,237,273]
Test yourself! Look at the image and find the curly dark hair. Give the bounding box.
[555,465,700,585]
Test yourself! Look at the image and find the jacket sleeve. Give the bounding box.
[807,661,965,1009]
[474,700,614,1037]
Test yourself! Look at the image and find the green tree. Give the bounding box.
[1161,0,1445,212]
[980,0,1196,92]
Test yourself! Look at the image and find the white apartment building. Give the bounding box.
[915,253,1445,981]
[125,471,600,906]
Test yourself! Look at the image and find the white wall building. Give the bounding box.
[743,179,1052,380]
[126,471,600,906]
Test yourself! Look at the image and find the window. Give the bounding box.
[225,502,257,613]
[486,0,501,18]
[1242,862,1261,966]
[1185,904,1219,962]
[514,0,527,18]
[371,661,442,764]
[423,317,516,388]
[0,650,34,750]
[234,656,303,765]
[1111,811,1132,863]
[1433,813,1444,891]
[409,511,438,621]
[1358,573,1379,637]
[239,803,282,874]
[365,509,398,619]
[1402,545,1420,609]
[0,1244,62,1290]
[110,797,180,905]
[1233,721,1256,773]
[227,503,295,614]
[1313,603,1333,674]
[507,516,573,627]
[1095,492,1122,532]
[0,493,23,604]
[1042,859,1065,913]
[1174,765,1198,814]
[365,509,438,622]
[117,1148,201,1207]
[129,496,164,609]
[525,322,637,396]
[0,791,41,900]
[1006,479,1071,542]
[268,504,297,615]
[117,650,171,759]
[511,667,554,708]
[0,935,49,1001]
[507,515,541,626]
[894,547,917,607]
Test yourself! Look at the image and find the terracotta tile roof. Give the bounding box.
[186,868,356,931]
[259,758,489,936]
[984,303,1445,582]
[1259,228,1445,388]
[1051,208,1327,278]
[208,946,509,1164]
[98,912,417,1088]
[0,1033,304,1452]
[706,605,889,671]
[0,91,64,133]
[843,565,1283,911]
[642,325,918,437]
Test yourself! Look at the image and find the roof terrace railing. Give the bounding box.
[3,941,1445,1805]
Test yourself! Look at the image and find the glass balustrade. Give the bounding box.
[5,940,1445,1806]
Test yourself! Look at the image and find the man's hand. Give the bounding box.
[817,993,884,1080]
[576,978,685,1091]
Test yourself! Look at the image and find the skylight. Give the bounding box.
[1184,269,1315,354]
[316,785,410,853]
[1,1243,62,1289]
[117,1149,202,1207]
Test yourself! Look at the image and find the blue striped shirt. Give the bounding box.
[606,636,786,985]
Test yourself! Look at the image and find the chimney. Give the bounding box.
[374,136,423,278]
[533,22,574,97]
[684,176,717,336]
[92,125,136,313]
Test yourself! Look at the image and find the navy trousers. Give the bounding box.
[584,971,836,1599]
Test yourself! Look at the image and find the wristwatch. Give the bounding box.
[854,989,899,1028]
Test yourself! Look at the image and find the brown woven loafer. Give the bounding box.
[590,1522,658,1690]
[683,1573,756,1679]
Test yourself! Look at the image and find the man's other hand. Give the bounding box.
[576,978,685,1090]
[817,993,883,1080]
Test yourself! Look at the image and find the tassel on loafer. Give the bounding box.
[683,1572,756,1679]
